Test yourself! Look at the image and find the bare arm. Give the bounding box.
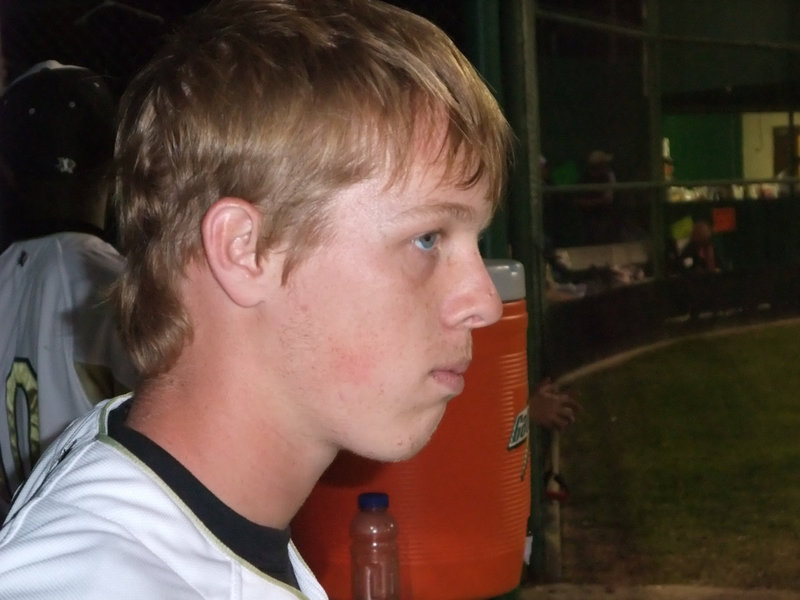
[530,379,582,432]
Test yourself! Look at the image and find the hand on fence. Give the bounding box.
[530,378,582,432]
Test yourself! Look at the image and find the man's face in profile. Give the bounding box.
[266,143,502,463]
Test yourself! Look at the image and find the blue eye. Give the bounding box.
[413,232,439,251]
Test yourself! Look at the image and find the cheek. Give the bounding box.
[328,344,382,387]
[295,261,432,385]
[323,302,419,389]
[319,303,387,386]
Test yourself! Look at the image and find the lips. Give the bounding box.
[431,359,471,395]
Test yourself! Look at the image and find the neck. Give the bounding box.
[124,261,340,528]
[126,356,337,529]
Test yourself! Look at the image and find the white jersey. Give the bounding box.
[0,395,328,600]
[0,233,137,508]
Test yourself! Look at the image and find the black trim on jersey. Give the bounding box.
[107,400,300,590]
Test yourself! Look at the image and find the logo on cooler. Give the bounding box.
[507,405,529,450]
[508,405,530,481]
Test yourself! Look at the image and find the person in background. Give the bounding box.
[680,220,719,274]
[664,155,688,203]
[577,149,619,244]
[777,156,800,198]
[580,150,616,205]
[531,378,581,432]
[0,43,10,253]
[0,1,511,597]
[0,61,138,517]
[663,155,675,182]
[539,154,553,186]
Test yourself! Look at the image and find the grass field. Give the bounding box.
[558,320,800,590]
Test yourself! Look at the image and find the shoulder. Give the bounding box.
[0,398,318,599]
[0,530,200,599]
[0,233,123,284]
[0,414,195,597]
[54,232,125,279]
[41,232,124,306]
[3,398,127,515]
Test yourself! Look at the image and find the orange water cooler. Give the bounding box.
[291,259,530,600]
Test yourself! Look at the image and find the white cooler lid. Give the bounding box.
[484,259,526,302]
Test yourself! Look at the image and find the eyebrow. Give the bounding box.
[393,201,493,229]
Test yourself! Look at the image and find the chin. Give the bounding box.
[389,440,430,463]
[344,400,449,463]
[387,408,448,462]
[353,434,427,464]
[372,445,425,464]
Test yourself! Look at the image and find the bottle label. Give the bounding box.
[352,552,400,600]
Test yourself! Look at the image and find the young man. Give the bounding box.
[0,61,137,517]
[0,1,511,598]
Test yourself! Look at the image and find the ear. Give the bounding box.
[201,197,277,307]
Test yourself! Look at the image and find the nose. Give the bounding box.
[443,252,503,330]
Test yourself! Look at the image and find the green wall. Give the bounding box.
[662,113,743,180]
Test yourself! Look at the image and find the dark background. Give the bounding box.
[0,0,470,96]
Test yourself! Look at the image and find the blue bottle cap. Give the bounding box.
[358,492,389,510]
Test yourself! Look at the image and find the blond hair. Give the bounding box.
[114,0,512,377]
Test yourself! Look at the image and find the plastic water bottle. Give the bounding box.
[350,492,400,600]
